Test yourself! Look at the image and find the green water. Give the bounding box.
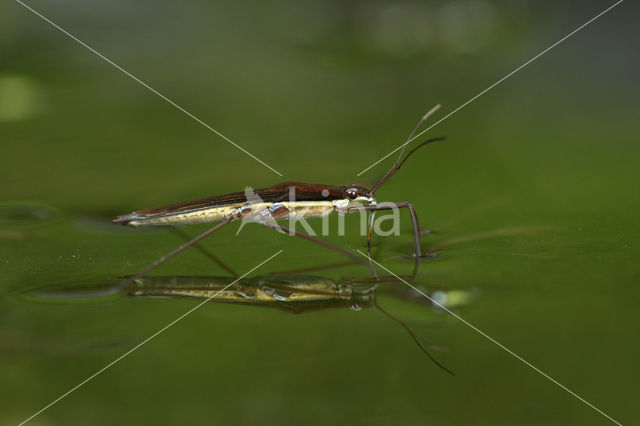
[2,1,639,424]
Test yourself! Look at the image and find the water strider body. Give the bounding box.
[113,181,374,228]
[114,105,445,283]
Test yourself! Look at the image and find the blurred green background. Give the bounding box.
[1,0,639,424]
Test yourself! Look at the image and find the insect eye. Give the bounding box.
[345,188,359,199]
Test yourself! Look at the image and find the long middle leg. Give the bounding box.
[257,221,365,265]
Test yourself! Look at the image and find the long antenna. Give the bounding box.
[369,137,445,194]
[370,105,442,195]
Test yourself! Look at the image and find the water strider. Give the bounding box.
[114,105,446,283]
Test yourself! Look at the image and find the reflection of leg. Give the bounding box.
[119,217,235,289]
[374,298,454,376]
[170,227,238,277]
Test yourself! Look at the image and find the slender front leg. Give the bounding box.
[346,202,424,279]
[346,202,423,258]
[367,210,376,257]
[366,210,378,279]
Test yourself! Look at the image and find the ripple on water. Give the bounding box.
[0,201,60,228]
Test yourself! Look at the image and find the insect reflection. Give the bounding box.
[26,272,472,375]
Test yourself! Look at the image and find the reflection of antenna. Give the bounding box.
[374,298,454,376]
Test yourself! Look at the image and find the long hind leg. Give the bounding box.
[170,227,238,277]
[117,215,240,290]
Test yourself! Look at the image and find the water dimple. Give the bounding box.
[0,201,60,227]
[395,252,439,262]
[431,289,474,309]
[431,290,448,308]
[15,278,123,304]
